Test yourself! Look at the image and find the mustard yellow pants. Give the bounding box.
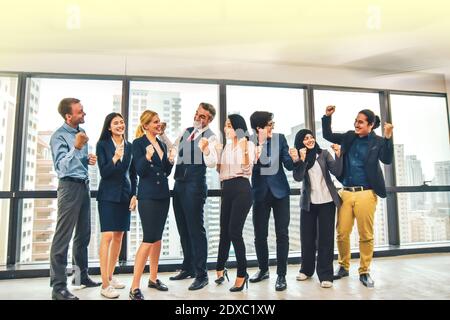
[336,190,377,275]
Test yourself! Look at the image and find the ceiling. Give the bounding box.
[1,0,450,77]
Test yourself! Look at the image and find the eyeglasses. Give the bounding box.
[266,121,275,128]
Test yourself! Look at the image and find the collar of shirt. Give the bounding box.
[191,125,210,139]
[111,137,124,148]
[63,122,81,134]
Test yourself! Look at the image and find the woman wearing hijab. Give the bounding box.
[214,114,255,292]
[289,129,342,288]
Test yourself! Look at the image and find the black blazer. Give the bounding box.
[251,133,294,202]
[132,135,173,200]
[96,139,137,203]
[293,149,343,211]
[322,115,394,198]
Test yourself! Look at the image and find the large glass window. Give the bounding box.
[18,78,122,264]
[0,199,10,265]
[391,94,450,245]
[390,94,449,187]
[0,75,17,191]
[397,192,450,244]
[19,198,102,264]
[227,86,305,255]
[21,78,123,191]
[127,81,220,260]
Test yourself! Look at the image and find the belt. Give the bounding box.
[343,186,371,192]
[60,177,89,185]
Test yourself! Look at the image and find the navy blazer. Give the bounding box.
[251,133,294,202]
[322,115,393,198]
[132,135,173,200]
[96,139,137,203]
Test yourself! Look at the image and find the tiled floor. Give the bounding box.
[0,253,449,300]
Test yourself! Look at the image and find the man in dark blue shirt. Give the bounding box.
[322,105,394,288]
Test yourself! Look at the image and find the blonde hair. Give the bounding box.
[135,110,158,138]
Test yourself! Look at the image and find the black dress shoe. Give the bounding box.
[333,266,349,280]
[129,288,144,300]
[188,277,209,291]
[72,276,102,288]
[215,269,229,285]
[275,275,287,291]
[359,273,375,288]
[169,270,195,281]
[148,279,169,291]
[52,288,79,300]
[229,273,249,292]
[249,270,270,283]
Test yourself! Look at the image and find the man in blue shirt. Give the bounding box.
[49,98,100,300]
[322,105,394,288]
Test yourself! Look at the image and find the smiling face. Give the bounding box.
[194,105,213,129]
[66,102,85,126]
[354,113,373,137]
[144,114,161,136]
[303,134,316,150]
[224,118,236,139]
[109,115,125,137]
[258,120,275,139]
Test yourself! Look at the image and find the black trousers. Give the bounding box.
[300,201,336,282]
[173,179,208,279]
[216,178,253,277]
[252,192,290,276]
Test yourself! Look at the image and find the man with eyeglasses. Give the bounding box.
[248,111,294,291]
[160,102,219,291]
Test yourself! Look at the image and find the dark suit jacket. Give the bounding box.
[132,135,173,200]
[251,133,294,202]
[322,115,393,198]
[96,139,137,203]
[293,149,343,211]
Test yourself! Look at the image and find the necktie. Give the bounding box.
[187,129,198,141]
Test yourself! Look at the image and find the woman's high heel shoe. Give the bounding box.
[229,273,249,292]
[215,268,229,284]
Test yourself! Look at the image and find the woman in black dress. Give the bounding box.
[129,110,174,300]
[96,112,137,298]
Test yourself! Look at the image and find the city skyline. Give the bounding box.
[0,77,449,265]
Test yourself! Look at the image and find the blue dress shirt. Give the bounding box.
[342,135,370,188]
[50,123,89,180]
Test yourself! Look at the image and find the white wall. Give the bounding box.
[0,52,447,93]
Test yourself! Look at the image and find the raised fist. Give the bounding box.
[325,105,336,117]
[74,132,88,150]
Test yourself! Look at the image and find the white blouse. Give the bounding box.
[307,155,333,204]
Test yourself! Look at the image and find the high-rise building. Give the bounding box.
[32,131,57,262]
[0,76,17,264]
[20,79,41,263]
[127,89,183,259]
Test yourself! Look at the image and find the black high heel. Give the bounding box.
[215,268,229,284]
[229,273,249,292]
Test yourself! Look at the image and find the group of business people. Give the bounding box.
[48,97,393,300]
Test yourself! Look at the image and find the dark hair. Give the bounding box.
[228,114,250,141]
[294,128,321,171]
[99,112,124,141]
[250,111,273,132]
[358,109,381,130]
[199,102,216,120]
[58,98,80,120]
